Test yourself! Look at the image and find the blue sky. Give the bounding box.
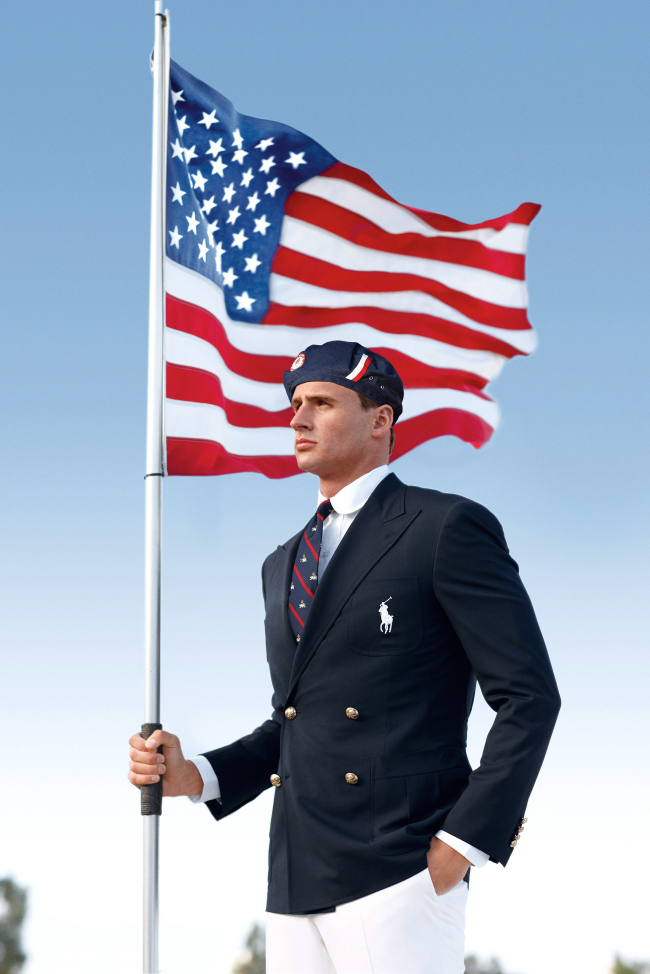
[0,1,648,972]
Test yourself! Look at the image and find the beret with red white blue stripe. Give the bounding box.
[282,341,404,422]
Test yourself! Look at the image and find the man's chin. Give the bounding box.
[294,448,321,473]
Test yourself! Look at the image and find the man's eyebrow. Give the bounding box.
[292,393,337,406]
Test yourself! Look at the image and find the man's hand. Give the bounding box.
[426,836,470,896]
[128,730,203,798]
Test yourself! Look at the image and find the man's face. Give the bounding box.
[289,380,390,477]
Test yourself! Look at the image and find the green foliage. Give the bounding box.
[0,878,27,974]
[232,923,266,974]
[613,957,650,974]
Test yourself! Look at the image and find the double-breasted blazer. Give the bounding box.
[202,474,561,915]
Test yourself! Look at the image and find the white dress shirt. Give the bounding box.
[188,465,489,868]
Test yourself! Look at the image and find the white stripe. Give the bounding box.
[295,176,530,254]
[165,388,497,456]
[281,217,528,309]
[165,328,289,410]
[346,354,369,380]
[165,259,518,377]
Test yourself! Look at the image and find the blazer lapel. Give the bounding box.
[266,530,302,695]
[287,474,420,696]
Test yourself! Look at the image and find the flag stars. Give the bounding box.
[246,192,261,212]
[207,138,226,158]
[244,253,262,273]
[198,109,219,129]
[240,168,254,188]
[259,156,275,174]
[231,228,248,249]
[183,145,198,164]
[232,129,244,149]
[211,157,228,177]
[286,151,307,169]
[198,240,209,261]
[170,138,184,159]
[222,267,238,288]
[186,212,199,234]
[168,226,183,247]
[171,182,186,204]
[201,196,217,215]
[215,240,225,272]
[171,89,185,106]
[232,148,248,165]
[265,178,280,197]
[227,206,241,225]
[176,115,190,137]
[255,137,274,151]
[235,291,256,312]
[254,214,271,235]
[222,183,236,203]
[192,170,208,192]
[206,219,219,241]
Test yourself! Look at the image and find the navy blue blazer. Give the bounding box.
[202,474,561,915]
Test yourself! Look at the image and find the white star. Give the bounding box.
[246,192,261,212]
[232,128,244,149]
[186,212,199,234]
[240,168,254,188]
[211,157,228,177]
[286,151,307,169]
[183,145,198,164]
[227,206,241,225]
[222,266,238,288]
[259,156,275,174]
[171,89,185,106]
[207,138,226,158]
[265,178,281,197]
[232,148,248,165]
[170,138,184,159]
[234,291,256,312]
[206,219,219,241]
[169,226,182,247]
[176,115,190,137]
[222,183,236,203]
[231,228,248,249]
[215,240,225,272]
[201,196,217,215]
[244,253,262,273]
[198,239,209,261]
[198,110,219,130]
[253,214,271,235]
[192,170,208,192]
[255,137,274,151]
[171,182,186,204]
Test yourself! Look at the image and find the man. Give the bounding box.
[129,341,561,974]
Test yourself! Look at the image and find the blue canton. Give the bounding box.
[166,61,337,323]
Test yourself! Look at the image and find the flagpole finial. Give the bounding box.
[155,1,162,14]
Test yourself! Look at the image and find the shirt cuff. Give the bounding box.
[435,830,489,868]
[186,755,222,804]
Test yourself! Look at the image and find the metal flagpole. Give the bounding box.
[142,3,169,972]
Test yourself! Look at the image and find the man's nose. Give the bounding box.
[290,406,311,430]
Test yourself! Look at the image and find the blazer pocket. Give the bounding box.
[347,576,423,656]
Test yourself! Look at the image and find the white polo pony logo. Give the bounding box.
[379,597,393,634]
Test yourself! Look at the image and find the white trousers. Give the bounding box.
[266,868,468,974]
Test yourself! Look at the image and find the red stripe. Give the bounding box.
[289,603,305,627]
[293,566,314,597]
[391,408,493,456]
[319,162,541,233]
[263,303,524,358]
[272,247,531,332]
[350,355,372,382]
[167,364,295,425]
[284,193,526,280]
[303,531,319,562]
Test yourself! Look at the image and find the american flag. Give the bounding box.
[164,61,540,478]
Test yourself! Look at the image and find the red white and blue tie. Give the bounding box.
[288,499,334,643]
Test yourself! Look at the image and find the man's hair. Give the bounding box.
[357,392,396,456]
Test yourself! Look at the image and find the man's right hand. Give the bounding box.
[128,729,204,798]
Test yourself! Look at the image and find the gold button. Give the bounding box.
[345,772,359,785]
[516,827,524,834]
[346,707,359,720]
[521,817,528,824]
[284,706,297,720]
[270,774,282,787]
[510,839,518,848]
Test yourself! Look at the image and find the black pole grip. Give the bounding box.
[140,722,163,816]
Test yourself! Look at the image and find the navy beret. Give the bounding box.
[283,341,404,423]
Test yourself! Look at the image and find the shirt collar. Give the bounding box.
[318,465,391,515]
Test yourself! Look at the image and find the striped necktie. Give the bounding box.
[288,499,334,643]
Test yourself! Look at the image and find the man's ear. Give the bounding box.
[372,405,394,436]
